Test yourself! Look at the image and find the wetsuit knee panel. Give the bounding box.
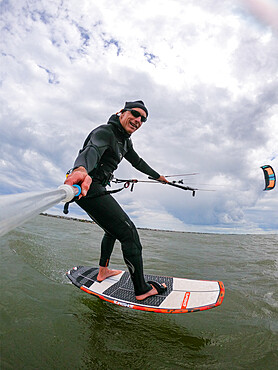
[119,218,140,242]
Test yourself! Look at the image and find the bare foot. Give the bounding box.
[135,283,167,301]
[97,267,122,282]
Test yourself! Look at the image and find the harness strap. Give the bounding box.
[63,180,135,215]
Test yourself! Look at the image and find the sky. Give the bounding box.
[1,0,278,234]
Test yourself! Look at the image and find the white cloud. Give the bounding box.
[0,0,277,233]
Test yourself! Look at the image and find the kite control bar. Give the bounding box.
[148,177,197,196]
[112,177,197,196]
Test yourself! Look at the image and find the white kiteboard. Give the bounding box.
[66,266,225,314]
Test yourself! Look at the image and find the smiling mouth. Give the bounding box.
[129,121,138,129]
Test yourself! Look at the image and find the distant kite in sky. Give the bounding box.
[261,165,276,191]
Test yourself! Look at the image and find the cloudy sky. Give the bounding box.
[1,0,278,233]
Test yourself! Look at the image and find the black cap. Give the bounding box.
[124,100,148,117]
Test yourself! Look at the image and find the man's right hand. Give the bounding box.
[64,167,92,198]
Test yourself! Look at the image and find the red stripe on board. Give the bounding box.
[181,292,190,309]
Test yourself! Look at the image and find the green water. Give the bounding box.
[1,215,277,369]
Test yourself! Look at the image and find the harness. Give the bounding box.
[62,176,138,215]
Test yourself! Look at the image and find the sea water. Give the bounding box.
[1,215,277,369]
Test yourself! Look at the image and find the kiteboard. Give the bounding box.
[66,266,225,314]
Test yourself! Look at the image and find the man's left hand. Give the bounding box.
[157,175,168,183]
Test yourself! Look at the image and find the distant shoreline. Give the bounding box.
[39,212,272,235]
[40,212,95,224]
[39,212,178,233]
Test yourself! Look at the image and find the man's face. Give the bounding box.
[119,108,147,134]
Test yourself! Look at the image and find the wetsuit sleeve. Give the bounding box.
[124,144,160,179]
[73,126,112,174]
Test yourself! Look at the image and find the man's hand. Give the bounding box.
[64,167,92,198]
[157,175,168,183]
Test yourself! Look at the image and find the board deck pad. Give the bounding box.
[66,266,225,314]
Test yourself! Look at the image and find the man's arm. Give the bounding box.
[64,126,113,197]
[124,145,168,183]
[73,125,113,174]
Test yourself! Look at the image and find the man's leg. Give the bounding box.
[77,192,152,296]
[97,232,122,281]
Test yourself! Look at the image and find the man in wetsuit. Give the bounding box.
[64,100,167,300]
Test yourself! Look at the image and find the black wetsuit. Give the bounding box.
[73,114,160,295]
